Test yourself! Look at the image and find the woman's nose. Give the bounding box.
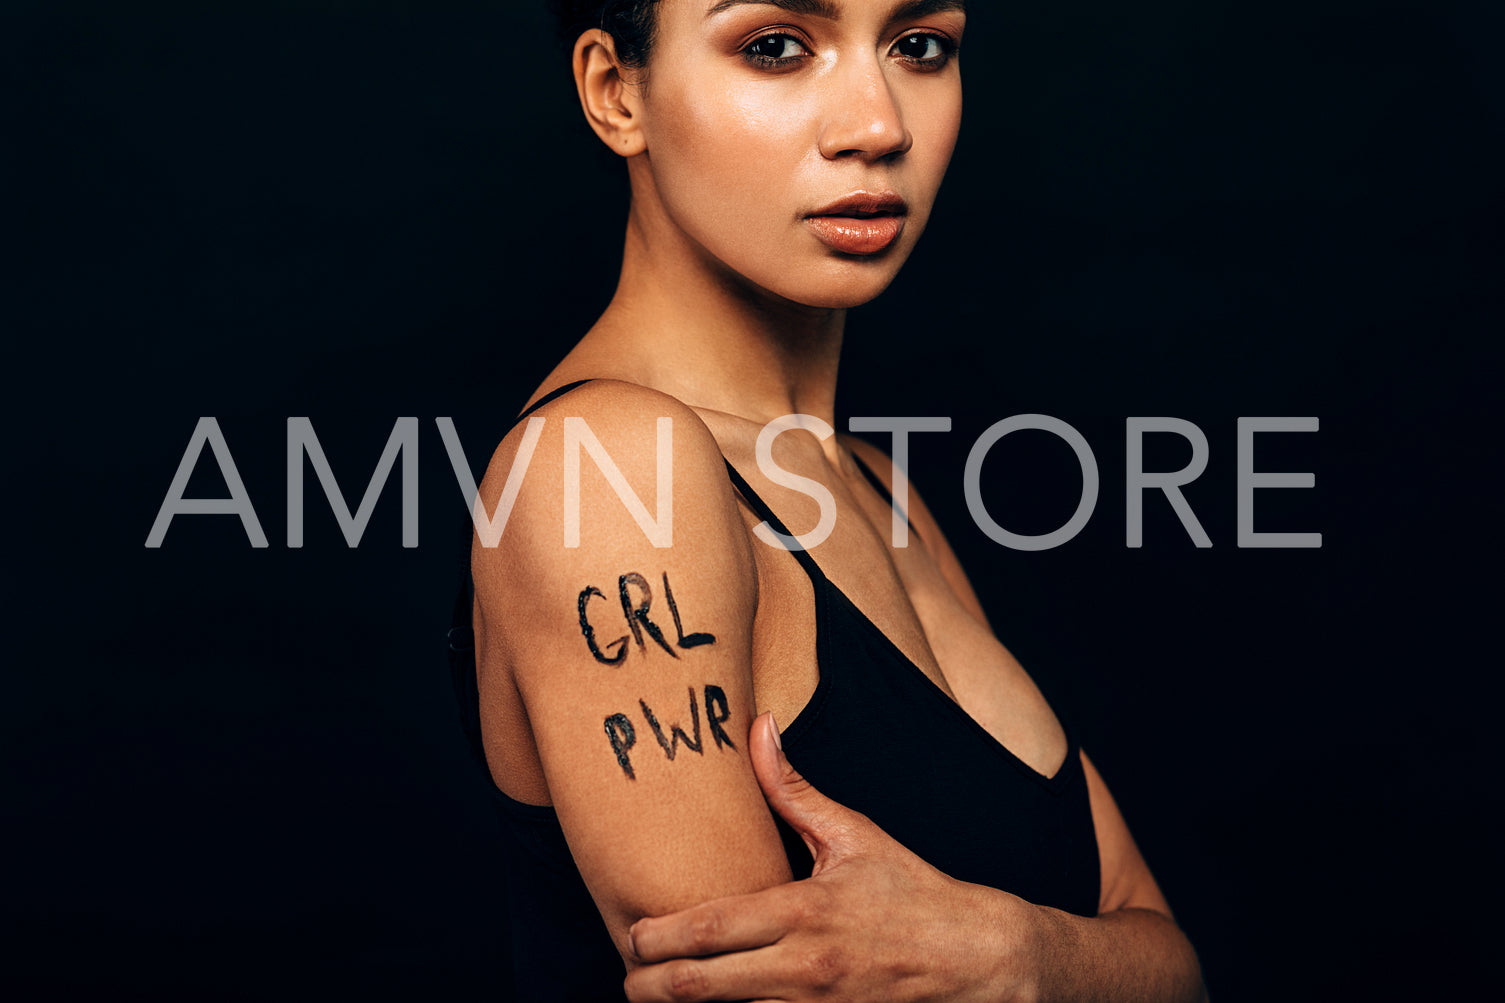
[817,56,913,162]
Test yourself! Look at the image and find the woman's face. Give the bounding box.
[632,0,966,309]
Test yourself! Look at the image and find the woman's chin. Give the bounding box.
[792,288,893,310]
[759,261,908,311]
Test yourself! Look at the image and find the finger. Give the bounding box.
[750,710,868,862]
[629,881,805,963]
[624,943,795,1003]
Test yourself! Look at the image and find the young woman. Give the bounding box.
[451,1,1208,999]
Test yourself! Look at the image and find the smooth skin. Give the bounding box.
[470,0,1207,998]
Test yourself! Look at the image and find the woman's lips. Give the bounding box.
[804,213,906,256]
[804,192,908,256]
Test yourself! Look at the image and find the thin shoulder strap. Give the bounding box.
[848,452,922,545]
[721,458,829,584]
[514,378,597,427]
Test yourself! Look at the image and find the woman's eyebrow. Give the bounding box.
[890,0,967,20]
[704,0,965,21]
[705,0,842,20]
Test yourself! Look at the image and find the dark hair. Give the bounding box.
[551,0,662,68]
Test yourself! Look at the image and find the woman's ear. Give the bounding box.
[573,29,647,157]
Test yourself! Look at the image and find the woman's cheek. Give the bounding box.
[662,90,808,240]
[694,86,807,188]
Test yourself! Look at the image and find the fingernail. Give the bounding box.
[627,923,638,958]
[769,712,782,751]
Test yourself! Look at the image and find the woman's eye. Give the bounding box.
[893,33,954,66]
[743,33,806,66]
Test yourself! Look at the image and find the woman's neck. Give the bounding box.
[562,195,846,432]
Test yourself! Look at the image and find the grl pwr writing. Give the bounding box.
[581,569,731,780]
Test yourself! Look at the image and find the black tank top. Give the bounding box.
[446,380,1100,1001]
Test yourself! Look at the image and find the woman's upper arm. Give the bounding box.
[471,381,793,963]
[1081,748,1175,918]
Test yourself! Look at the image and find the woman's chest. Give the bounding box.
[740,504,1069,782]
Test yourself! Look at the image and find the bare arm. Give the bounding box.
[1027,902,1208,1003]
[973,751,1206,1001]
[1017,749,1204,999]
[471,380,792,965]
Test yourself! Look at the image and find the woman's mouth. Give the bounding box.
[804,192,908,256]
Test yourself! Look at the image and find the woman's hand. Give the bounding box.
[623,712,1046,1003]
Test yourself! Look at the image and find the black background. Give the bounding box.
[6,1,1501,999]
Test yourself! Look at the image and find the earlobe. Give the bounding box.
[573,29,647,158]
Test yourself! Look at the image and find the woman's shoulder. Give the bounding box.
[500,377,722,451]
[471,376,752,583]
[517,376,703,421]
[479,376,729,487]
